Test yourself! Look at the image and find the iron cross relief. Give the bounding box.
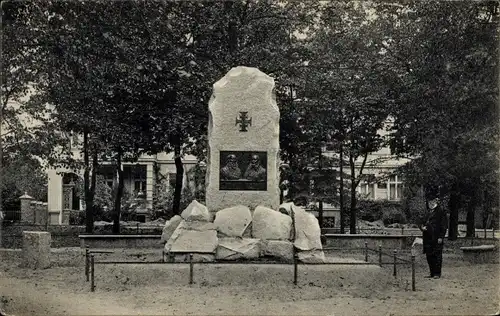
[235,111,252,132]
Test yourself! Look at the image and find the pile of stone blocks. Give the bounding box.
[161,200,324,263]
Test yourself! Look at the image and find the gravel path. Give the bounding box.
[0,252,498,316]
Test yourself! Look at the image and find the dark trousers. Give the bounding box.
[426,248,443,276]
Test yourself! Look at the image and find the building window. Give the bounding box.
[388,175,403,200]
[134,180,147,193]
[105,174,114,188]
[360,182,375,199]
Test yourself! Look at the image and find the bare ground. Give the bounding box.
[0,251,498,316]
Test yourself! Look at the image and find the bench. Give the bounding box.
[460,245,497,264]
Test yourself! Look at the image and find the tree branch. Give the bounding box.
[354,152,369,188]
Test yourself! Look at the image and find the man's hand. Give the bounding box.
[437,238,443,244]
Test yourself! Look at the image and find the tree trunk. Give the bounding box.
[318,146,324,230]
[83,130,93,233]
[224,1,238,55]
[349,153,357,234]
[112,148,124,234]
[466,192,476,238]
[0,101,3,247]
[447,183,460,240]
[339,143,345,234]
[89,147,98,224]
[172,136,184,215]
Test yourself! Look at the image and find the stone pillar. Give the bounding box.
[146,163,154,209]
[22,231,51,269]
[61,183,74,225]
[20,193,35,223]
[62,183,74,210]
[47,169,63,224]
[35,202,49,226]
[206,67,280,215]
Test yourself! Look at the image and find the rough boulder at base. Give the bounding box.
[181,200,211,222]
[216,238,261,260]
[279,202,325,263]
[260,240,294,262]
[252,206,292,240]
[160,215,182,243]
[165,220,218,261]
[214,205,252,237]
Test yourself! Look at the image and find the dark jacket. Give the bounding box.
[422,205,448,253]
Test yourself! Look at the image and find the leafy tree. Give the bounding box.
[286,1,393,233]
[384,1,499,238]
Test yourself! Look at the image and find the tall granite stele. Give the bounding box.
[206,66,280,216]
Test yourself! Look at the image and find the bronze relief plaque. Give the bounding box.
[219,151,267,191]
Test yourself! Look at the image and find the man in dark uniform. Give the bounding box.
[420,198,448,279]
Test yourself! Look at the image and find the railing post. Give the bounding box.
[90,254,95,292]
[378,245,382,266]
[85,246,90,281]
[364,242,368,262]
[189,254,194,285]
[293,248,298,285]
[401,226,404,235]
[393,250,397,278]
[411,255,416,291]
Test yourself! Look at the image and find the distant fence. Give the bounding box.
[0,222,163,248]
[322,226,421,236]
[322,226,497,239]
[2,209,21,222]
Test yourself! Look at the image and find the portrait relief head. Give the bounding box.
[244,154,266,181]
[220,154,242,180]
[219,151,267,191]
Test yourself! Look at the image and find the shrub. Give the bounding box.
[401,186,428,226]
[357,199,405,224]
[152,185,196,220]
[69,210,85,225]
[382,206,407,225]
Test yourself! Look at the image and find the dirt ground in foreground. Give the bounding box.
[0,252,499,316]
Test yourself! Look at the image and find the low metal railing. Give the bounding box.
[84,242,417,292]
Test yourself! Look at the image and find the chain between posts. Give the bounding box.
[86,245,417,291]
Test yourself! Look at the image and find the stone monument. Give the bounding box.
[206,66,280,215]
[162,67,324,263]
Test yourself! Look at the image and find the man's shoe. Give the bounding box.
[433,275,441,279]
[425,275,434,278]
